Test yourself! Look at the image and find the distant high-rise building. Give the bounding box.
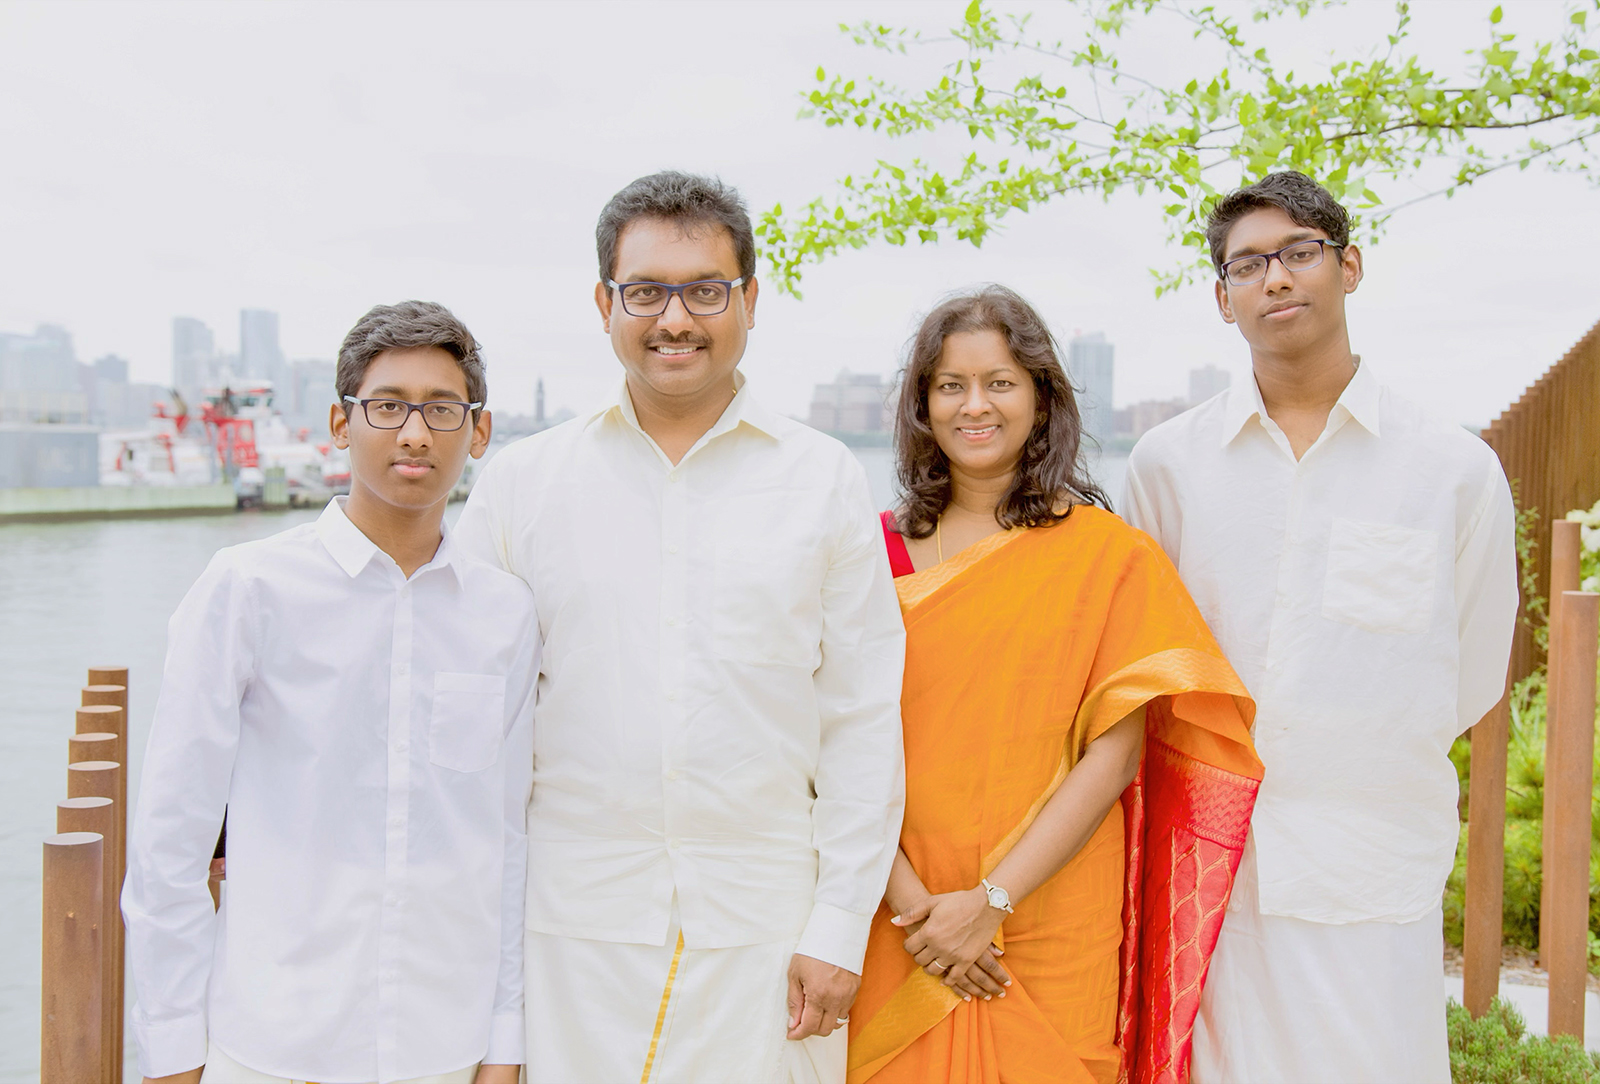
[1068,332,1115,447]
[535,378,546,425]
[172,317,215,396]
[240,309,286,388]
[288,358,337,423]
[1187,365,1231,405]
[808,371,892,433]
[93,354,129,385]
[0,324,87,423]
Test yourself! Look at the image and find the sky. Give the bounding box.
[1,0,1596,429]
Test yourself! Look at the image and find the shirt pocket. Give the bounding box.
[1321,517,1439,635]
[428,672,507,773]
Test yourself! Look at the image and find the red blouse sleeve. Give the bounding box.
[880,510,915,579]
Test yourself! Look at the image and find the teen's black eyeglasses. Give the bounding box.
[1219,240,1345,286]
[343,396,482,432]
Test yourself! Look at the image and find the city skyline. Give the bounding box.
[1,2,1595,434]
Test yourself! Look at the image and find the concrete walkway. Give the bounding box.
[1443,975,1600,1051]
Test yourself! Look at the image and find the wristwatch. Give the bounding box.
[980,878,1014,914]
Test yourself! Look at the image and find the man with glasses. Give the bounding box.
[1123,171,1517,1081]
[125,301,538,1084]
[456,172,905,1083]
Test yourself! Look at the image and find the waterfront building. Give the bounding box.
[0,324,87,424]
[1188,364,1231,405]
[288,358,336,425]
[536,378,546,426]
[1068,332,1115,447]
[172,317,216,399]
[240,309,287,388]
[1113,397,1190,442]
[808,370,892,435]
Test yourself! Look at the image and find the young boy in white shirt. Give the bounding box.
[123,301,537,1084]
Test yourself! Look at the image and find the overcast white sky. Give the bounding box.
[1,0,1595,428]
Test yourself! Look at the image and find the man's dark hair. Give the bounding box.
[891,284,1109,539]
[1205,171,1351,275]
[336,301,485,417]
[595,171,756,286]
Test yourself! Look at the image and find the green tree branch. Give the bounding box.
[759,0,1600,296]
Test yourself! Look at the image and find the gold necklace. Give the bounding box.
[936,517,944,564]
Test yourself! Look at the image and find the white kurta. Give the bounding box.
[1123,361,1517,1081]
[455,375,906,1083]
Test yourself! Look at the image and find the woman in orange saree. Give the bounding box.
[849,286,1261,1084]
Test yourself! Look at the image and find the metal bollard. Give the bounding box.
[41,832,104,1084]
[1545,591,1598,1039]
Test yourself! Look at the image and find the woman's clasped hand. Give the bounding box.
[892,888,1012,1001]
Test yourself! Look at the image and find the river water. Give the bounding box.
[0,445,1124,1081]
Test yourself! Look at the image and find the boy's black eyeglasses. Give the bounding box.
[606,277,746,318]
[1218,239,1345,286]
[343,395,482,432]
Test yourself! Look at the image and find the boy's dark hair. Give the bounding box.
[336,301,485,417]
[595,171,756,286]
[1205,171,1351,275]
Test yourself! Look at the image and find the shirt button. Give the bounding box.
[390,816,403,829]
[396,740,408,753]
[666,690,678,701]
[667,838,680,850]
[667,471,680,483]
[665,769,680,781]
[396,663,409,675]
[666,617,678,627]
[667,544,680,554]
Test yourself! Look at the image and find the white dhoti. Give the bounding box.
[1192,858,1450,1084]
[526,905,846,1084]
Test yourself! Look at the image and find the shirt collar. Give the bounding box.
[1220,356,1379,447]
[592,369,782,444]
[314,495,461,581]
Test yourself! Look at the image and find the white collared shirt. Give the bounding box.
[123,497,539,1081]
[1124,361,1517,923]
[455,375,905,973]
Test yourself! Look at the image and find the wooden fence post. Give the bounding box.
[81,675,128,1084]
[57,798,117,1084]
[1545,590,1598,1039]
[41,832,104,1084]
[1540,521,1583,960]
[1463,685,1511,1017]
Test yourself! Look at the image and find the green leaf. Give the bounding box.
[1489,5,1502,24]
[964,0,982,28]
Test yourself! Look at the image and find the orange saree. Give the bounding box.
[853,507,1261,1084]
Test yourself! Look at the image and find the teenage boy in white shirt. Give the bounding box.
[124,301,537,1084]
[1123,171,1517,1082]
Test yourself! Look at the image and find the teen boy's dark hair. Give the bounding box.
[595,171,756,286]
[1205,171,1351,276]
[336,301,486,416]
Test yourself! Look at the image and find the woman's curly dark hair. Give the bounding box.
[892,285,1109,539]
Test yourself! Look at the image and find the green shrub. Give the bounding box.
[1447,997,1600,1083]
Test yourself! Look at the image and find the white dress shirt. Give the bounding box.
[455,374,905,974]
[123,497,539,1082]
[1123,361,1517,924]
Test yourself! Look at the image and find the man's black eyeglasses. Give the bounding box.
[607,277,746,318]
[343,395,482,432]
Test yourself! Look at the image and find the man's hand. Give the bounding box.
[143,1069,202,1084]
[473,1064,521,1084]
[786,952,861,1041]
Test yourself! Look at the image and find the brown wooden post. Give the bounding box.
[86,667,129,704]
[1545,591,1598,1039]
[41,831,103,1084]
[1463,686,1511,1017]
[1540,519,1584,959]
[76,696,127,1084]
[69,732,119,765]
[57,798,117,1083]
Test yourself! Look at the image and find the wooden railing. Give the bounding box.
[41,667,129,1084]
[1465,317,1600,1037]
[1481,316,1600,684]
